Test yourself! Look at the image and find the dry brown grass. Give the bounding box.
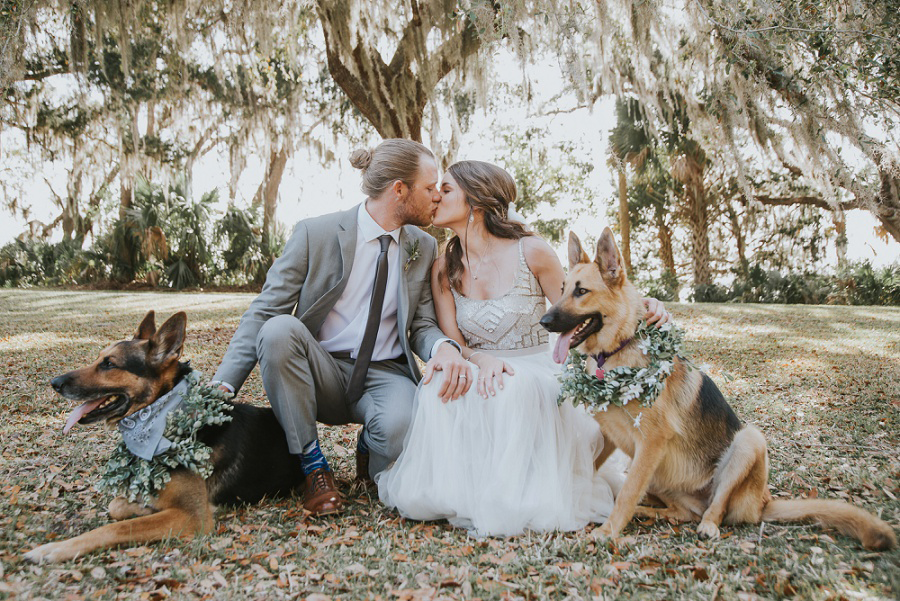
[1,290,897,600]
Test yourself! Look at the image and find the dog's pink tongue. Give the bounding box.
[62,398,105,435]
[553,329,577,364]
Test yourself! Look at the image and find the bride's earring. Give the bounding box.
[468,212,474,223]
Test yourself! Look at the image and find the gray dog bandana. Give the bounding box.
[118,377,190,460]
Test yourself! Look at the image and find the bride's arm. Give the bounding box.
[430,256,514,398]
[522,236,567,304]
[522,236,672,325]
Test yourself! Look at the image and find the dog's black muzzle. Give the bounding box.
[50,374,69,393]
[540,307,585,333]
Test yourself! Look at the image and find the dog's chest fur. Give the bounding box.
[590,356,739,494]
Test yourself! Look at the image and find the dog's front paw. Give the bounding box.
[109,497,154,521]
[697,520,720,540]
[24,541,78,564]
[592,522,617,541]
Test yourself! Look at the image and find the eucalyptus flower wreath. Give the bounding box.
[97,372,233,502]
[557,320,696,426]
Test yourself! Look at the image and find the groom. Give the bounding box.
[213,139,472,516]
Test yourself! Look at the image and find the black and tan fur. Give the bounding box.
[25,311,303,563]
[540,228,896,550]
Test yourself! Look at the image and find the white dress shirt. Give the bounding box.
[318,203,404,359]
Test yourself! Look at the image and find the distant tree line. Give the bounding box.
[0,1,897,303]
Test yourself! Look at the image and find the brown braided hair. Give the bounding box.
[443,161,531,292]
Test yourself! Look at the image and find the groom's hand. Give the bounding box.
[423,342,473,402]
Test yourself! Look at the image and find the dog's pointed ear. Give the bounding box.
[595,227,625,286]
[134,311,156,340]
[568,231,590,269]
[149,312,186,365]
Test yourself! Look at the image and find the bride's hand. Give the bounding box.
[469,352,515,398]
[643,297,672,326]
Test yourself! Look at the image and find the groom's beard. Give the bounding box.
[396,190,433,227]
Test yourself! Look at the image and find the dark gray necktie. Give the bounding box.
[346,234,392,403]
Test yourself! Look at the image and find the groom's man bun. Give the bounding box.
[348,149,373,170]
[350,139,435,198]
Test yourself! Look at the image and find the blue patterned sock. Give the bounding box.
[357,428,370,455]
[300,439,331,475]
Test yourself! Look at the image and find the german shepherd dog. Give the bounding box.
[25,311,304,563]
[540,228,896,550]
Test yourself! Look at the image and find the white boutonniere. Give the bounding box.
[404,240,421,271]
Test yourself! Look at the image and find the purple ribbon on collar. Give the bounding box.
[592,337,633,379]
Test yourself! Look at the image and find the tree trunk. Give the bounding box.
[83,164,120,240]
[316,0,481,141]
[686,182,711,289]
[617,169,632,275]
[656,214,676,276]
[119,181,132,220]
[875,151,900,242]
[726,201,749,280]
[834,208,848,270]
[252,146,290,251]
[62,177,82,243]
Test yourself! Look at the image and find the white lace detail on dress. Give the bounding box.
[451,240,549,350]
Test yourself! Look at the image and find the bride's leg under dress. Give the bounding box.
[377,351,623,536]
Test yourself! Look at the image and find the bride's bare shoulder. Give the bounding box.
[522,235,561,271]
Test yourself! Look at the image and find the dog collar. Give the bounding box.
[592,337,634,369]
[118,377,191,460]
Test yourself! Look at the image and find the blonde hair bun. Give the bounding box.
[349,148,374,170]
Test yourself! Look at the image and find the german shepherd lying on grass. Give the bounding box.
[540,228,896,551]
[25,311,303,563]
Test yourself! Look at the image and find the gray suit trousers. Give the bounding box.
[256,314,417,477]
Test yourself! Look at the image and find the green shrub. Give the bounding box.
[0,239,107,287]
[637,270,679,302]
[830,261,900,305]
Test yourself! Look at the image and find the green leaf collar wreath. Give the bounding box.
[97,372,233,502]
[558,320,695,424]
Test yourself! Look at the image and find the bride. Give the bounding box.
[377,160,667,536]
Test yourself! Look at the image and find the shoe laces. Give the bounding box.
[309,470,332,495]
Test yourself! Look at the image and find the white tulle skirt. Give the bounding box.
[376,346,624,537]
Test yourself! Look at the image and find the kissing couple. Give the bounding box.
[213,138,669,536]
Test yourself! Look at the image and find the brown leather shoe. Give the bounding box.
[356,450,374,487]
[302,468,343,515]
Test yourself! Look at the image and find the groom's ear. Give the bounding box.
[390,179,407,198]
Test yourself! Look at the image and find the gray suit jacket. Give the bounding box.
[213,205,445,393]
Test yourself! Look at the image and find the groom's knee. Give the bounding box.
[366,406,414,465]
[256,315,313,363]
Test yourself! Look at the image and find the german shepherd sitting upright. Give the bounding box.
[25,311,304,563]
[540,228,896,550]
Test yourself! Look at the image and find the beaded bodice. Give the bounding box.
[451,240,549,351]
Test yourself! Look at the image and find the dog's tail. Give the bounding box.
[762,499,896,551]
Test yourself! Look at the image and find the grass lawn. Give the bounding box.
[0,289,897,600]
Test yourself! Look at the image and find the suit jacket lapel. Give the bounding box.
[301,205,359,333]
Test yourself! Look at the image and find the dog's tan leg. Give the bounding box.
[634,504,696,522]
[25,471,212,563]
[596,439,668,538]
[698,426,768,539]
[108,497,156,521]
[634,491,700,523]
[594,436,618,470]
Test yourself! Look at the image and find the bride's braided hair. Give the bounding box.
[443,161,531,292]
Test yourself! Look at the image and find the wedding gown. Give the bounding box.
[377,241,623,536]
